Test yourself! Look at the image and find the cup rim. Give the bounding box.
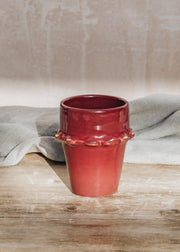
[60,94,128,113]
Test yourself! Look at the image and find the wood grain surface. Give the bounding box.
[0,154,179,252]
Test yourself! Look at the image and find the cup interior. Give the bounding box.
[62,95,126,110]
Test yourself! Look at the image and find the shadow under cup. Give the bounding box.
[56,95,134,197]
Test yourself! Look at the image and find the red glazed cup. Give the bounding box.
[56,94,134,197]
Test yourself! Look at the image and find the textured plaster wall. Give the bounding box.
[0,0,180,106]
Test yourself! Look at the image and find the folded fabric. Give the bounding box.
[0,107,65,166]
[0,93,179,166]
[124,93,180,164]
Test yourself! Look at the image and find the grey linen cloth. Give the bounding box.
[124,93,180,164]
[0,107,65,166]
[0,94,179,166]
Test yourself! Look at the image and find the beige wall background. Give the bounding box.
[0,0,180,107]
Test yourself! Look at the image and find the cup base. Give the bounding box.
[63,143,126,198]
[71,188,118,198]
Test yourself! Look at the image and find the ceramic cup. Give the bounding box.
[55,94,134,197]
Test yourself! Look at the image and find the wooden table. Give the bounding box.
[0,154,179,252]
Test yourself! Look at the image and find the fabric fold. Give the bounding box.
[0,93,179,166]
[124,94,180,164]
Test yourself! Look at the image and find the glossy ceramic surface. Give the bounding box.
[56,94,134,197]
